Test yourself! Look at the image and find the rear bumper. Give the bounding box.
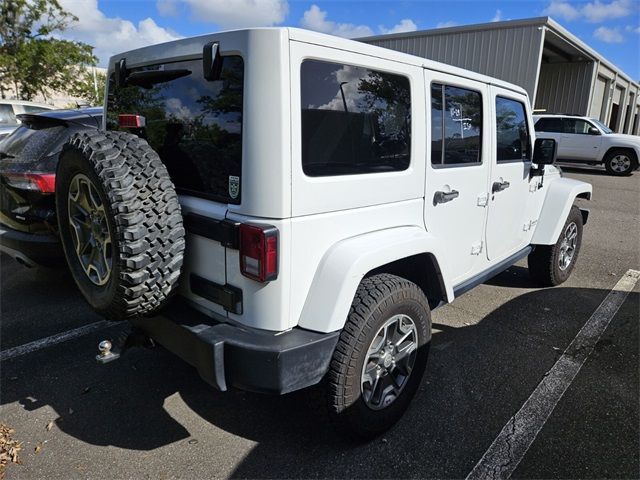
[0,224,63,267]
[132,300,340,395]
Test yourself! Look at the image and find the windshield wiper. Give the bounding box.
[125,69,192,89]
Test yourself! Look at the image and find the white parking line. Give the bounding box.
[0,320,120,362]
[467,268,640,480]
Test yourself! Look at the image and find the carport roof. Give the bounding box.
[359,17,639,90]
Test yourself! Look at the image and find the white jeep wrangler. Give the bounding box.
[54,28,591,439]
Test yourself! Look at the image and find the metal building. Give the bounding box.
[361,17,640,135]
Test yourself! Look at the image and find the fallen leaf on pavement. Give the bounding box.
[45,422,54,432]
[0,423,23,476]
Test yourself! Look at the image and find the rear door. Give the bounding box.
[486,87,537,261]
[106,55,245,317]
[424,71,491,285]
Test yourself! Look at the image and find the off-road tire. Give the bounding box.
[603,149,637,176]
[56,130,185,320]
[528,206,583,287]
[324,274,431,440]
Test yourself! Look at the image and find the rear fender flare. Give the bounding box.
[298,227,453,333]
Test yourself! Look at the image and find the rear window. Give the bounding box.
[106,57,244,204]
[0,125,67,162]
[300,60,411,177]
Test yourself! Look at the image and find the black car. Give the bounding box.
[0,107,102,267]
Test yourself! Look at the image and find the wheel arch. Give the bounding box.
[530,177,592,246]
[297,227,453,333]
[602,146,639,164]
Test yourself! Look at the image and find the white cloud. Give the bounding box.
[543,0,634,22]
[379,19,418,35]
[543,1,581,21]
[181,0,288,28]
[582,0,633,22]
[436,21,458,28]
[491,9,503,22]
[59,0,182,66]
[593,26,624,42]
[301,4,373,38]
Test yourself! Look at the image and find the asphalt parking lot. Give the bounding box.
[1,167,638,479]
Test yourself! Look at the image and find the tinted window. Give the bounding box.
[0,125,67,161]
[563,119,592,134]
[107,57,244,204]
[535,117,562,132]
[496,97,530,162]
[431,83,482,165]
[300,60,411,177]
[0,104,16,125]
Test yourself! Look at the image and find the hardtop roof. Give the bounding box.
[109,27,528,98]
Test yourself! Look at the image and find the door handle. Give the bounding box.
[433,190,459,205]
[492,181,510,193]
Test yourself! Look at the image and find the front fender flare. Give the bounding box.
[530,177,592,245]
[298,227,453,333]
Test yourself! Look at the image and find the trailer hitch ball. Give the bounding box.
[96,339,120,364]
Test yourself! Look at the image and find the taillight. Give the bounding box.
[239,224,278,282]
[2,173,56,193]
[118,114,146,128]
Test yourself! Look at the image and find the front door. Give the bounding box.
[560,118,603,161]
[486,87,536,261]
[424,71,491,286]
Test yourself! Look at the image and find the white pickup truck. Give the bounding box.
[534,113,640,175]
[53,28,592,439]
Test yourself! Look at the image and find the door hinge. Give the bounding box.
[471,241,483,255]
[477,194,488,207]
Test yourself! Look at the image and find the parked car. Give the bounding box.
[54,28,591,439]
[0,107,102,267]
[533,113,640,176]
[0,100,55,142]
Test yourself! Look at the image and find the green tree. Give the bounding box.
[0,0,98,101]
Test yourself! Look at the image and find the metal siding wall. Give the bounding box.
[589,76,607,119]
[535,62,592,114]
[365,26,543,99]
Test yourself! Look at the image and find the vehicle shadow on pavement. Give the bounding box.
[0,267,637,477]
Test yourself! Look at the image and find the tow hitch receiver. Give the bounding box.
[95,328,155,364]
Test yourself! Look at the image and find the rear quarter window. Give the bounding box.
[300,59,411,177]
[106,57,244,204]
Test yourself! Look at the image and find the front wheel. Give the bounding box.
[528,206,583,286]
[324,274,431,440]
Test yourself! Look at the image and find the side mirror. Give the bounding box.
[588,127,600,135]
[532,138,557,165]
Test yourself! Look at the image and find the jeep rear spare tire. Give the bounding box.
[56,130,185,320]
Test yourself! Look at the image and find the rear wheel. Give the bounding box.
[56,130,185,320]
[528,206,583,287]
[604,149,636,176]
[324,274,431,440]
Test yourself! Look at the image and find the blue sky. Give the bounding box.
[59,0,640,78]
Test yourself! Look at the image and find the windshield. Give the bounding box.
[590,118,613,134]
[106,56,244,204]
